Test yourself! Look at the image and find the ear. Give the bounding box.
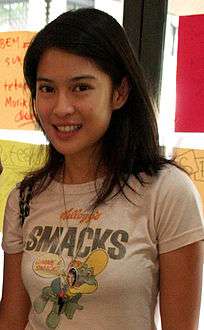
[112,77,130,110]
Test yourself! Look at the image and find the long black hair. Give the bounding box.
[21,8,174,206]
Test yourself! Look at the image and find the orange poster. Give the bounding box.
[174,148,204,207]
[0,31,36,130]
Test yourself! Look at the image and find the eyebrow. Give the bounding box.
[36,75,97,83]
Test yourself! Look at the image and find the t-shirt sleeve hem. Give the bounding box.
[158,227,204,254]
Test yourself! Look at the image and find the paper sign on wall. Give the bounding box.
[0,31,36,130]
[0,140,47,231]
[174,148,204,207]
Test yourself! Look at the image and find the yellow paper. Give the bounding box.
[0,140,47,230]
[174,148,204,207]
[0,31,36,130]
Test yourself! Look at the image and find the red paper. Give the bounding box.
[175,15,204,132]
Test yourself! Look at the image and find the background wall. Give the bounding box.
[169,0,204,15]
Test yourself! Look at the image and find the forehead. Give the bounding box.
[37,48,105,78]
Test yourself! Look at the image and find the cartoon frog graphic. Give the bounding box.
[33,249,108,329]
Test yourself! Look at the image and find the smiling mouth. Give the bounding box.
[56,125,82,133]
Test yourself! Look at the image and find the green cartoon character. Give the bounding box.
[33,249,108,329]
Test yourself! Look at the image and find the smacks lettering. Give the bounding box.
[25,225,129,260]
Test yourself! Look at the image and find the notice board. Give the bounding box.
[0,31,36,130]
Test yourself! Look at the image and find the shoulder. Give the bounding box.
[140,166,204,254]
[135,164,203,225]
[146,164,201,202]
[128,164,201,206]
[6,185,20,210]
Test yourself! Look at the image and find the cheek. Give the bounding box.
[84,105,95,115]
[35,99,50,122]
[85,100,112,118]
[85,107,112,136]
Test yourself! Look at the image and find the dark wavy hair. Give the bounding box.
[21,7,174,207]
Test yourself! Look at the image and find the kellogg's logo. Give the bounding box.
[60,208,102,223]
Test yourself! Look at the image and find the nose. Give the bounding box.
[53,91,75,117]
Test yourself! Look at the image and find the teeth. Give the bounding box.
[57,125,81,132]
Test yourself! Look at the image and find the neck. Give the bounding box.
[62,153,106,185]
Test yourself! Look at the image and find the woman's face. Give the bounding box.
[35,48,120,163]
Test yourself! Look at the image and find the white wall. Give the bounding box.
[49,0,67,22]
[95,0,124,25]
[169,0,204,15]
[27,0,46,30]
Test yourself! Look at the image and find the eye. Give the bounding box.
[38,84,55,94]
[73,83,92,92]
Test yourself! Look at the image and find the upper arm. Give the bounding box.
[159,241,203,330]
[0,252,31,329]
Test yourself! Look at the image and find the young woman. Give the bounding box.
[0,8,203,330]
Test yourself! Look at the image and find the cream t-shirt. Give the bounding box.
[2,165,204,330]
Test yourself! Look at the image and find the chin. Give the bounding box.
[51,143,87,157]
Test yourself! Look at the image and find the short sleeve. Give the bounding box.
[2,187,24,254]
[153,166,204,254]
